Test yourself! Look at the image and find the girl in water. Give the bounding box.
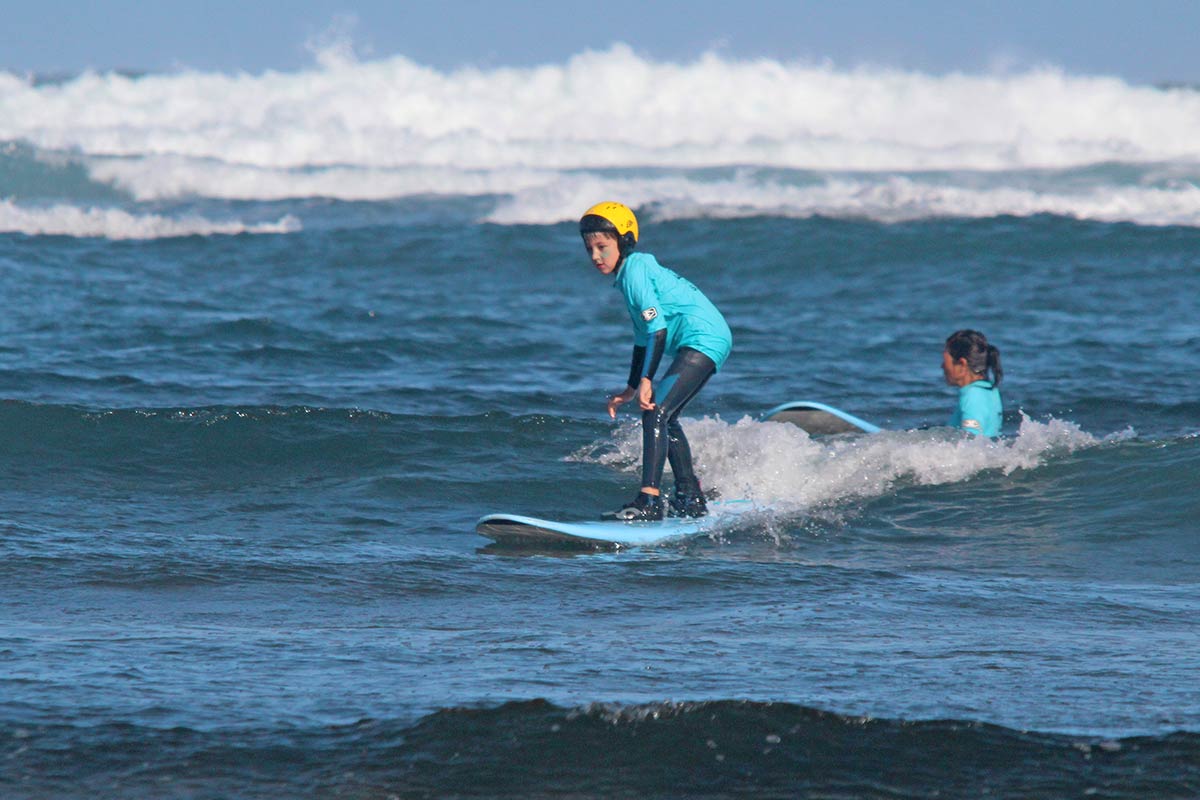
[942,329,1003,437]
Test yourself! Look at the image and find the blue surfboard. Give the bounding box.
[476,499,756,549]
[762,400,881,435]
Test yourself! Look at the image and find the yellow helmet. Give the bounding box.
[579,201,638,253]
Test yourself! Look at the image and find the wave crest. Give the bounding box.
[0,199,299,239]
[6,46,1199,171]
[5,700,1194,798]
[5,48,1200,226]
[570,413,1114,510]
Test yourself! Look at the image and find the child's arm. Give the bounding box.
[636,330,667,411]
[607,344,646,418]
[626,345,647,390]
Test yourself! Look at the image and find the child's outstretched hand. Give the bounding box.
[607,386,636,419]
[637,377,656,411]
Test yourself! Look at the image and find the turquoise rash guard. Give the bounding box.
[608,252,731,502]
[613,252,732,371]
[949,380,1003,437]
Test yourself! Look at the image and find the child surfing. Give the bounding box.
[579,202,733,521]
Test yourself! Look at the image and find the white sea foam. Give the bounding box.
[86,157,561,202]
[0,199,300,239]
[487,173,1200,227]
[46,159,1200,228]
[4,47,1200,172]
[570,413,1107,512]
[4,47,1200,224]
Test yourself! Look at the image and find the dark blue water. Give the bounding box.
[1,201,1198,797]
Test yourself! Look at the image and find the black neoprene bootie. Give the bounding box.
[670,477,708,518]
[602,491,664,521]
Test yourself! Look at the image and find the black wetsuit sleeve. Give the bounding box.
[640,329,667,382]
[626,345,646,390]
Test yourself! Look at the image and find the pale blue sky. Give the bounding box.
[4,0,1199,85]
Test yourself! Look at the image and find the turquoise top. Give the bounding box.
[949,380,1003,437]
[613,252,732,369]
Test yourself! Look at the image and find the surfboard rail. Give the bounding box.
[761,400,881,435]
[476,500,757,549]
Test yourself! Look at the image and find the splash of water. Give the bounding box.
[569,413,1115,511]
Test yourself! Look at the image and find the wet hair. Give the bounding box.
[945,329,1003,385]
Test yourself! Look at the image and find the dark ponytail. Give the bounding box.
[945,329,1002,386]
[986,344,1003,386]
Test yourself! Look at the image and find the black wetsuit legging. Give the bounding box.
[641,347,715,491]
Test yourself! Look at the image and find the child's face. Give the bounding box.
[583,232,621,275]
[942,350,974,386]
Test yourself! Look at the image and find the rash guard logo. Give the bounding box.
[962,418,981,430]
[641,307,658,322]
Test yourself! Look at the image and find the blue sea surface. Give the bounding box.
[2,55,1200,798]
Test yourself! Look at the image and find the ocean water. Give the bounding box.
[2,48,1199,798]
